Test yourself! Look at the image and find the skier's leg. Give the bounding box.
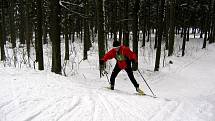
[110,64,121,90]
[125,67,144,93]
[125,65,139,88]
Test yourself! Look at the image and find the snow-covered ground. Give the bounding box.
[0,37,215,121]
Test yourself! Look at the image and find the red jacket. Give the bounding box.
[101,45,137,69]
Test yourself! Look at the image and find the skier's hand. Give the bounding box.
[100,60,104,66]
[131,60,137,64]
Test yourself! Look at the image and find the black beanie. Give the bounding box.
[113,41,120,47]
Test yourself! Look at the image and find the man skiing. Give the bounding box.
[100,41,144,94]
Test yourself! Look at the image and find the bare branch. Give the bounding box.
[59,0,88,18]
[60,1,84,8]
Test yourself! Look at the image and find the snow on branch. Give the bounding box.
[116,19,134,23]
[59,0,88,18]
[59,1,84,8]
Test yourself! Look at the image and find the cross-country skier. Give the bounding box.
[100,41,144,94]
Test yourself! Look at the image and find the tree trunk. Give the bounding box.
[164,1,169,50]
[142,29,146,47]
[209,0,215,43]
[168,0,175,56]
[154,0,165,71]
[123,0,129,47]
[36,0,44,70]
[147,2,151,43]
[83,0,91,60]
[202,12,208,49]
[9,0,16,48]
[182,27,187,56]
[0,1,6,61]
[19,0,25,44]
[210,0,215,43]
[141,0,146,47]
[80,25,83,43]
[193,28,196,38]
[154,28,158,49]
[65,33,69,60]
[43,23,48,44]
[50,0,61,74]
[64,15,69,60]
[202,30,207,49]
[113,0,117,43]
[26,0,32,62]
[132,0,140,71]
[200,28,203,38]
[147,29,150,42]
[186,27,189,41]
[0,23,5,61]
[72,32,75,43]
[97,0,105,77]
[181,27,184,38]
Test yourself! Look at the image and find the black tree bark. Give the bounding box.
[154,0,165,71]
[132,0,140,71]
[97,0,105,77]
[50,0,61,74]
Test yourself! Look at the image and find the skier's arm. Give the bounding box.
[101,49,116,62]
[124,47,137,62]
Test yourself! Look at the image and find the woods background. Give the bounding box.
[0,0,214,75]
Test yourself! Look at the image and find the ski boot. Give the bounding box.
[106,84,114,90]
[136,87,145,95]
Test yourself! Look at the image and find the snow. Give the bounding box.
[0,37,215,121]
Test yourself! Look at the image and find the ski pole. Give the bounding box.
[103,70,110,83]
[137,69,156,96]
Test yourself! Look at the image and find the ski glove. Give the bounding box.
[131,60,137,64]
[99,60,104,65]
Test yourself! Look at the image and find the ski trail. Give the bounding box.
[53,95,95,121]
[20,98,65,121]
[3,98,61,121]
[23,111,42,121]
[96,91,116,121]
[18,98,79,121]
[99,93,146,121]
[0,100,14,110]
[163,101,183,121]
[95,89,178,121]
[56,96,81,121]
[148,100,181,121]
[142,48,207,85]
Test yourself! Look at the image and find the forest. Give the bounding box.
[0,0,215,75]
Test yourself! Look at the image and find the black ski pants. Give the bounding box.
[110,61,139,88]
